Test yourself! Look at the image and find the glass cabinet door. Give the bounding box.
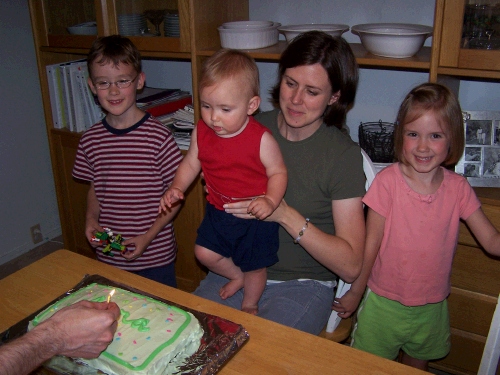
[30,0,99,49]
[439,0,500,73]
[111,0,191,55]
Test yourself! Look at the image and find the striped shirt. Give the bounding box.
[72,113,183,270]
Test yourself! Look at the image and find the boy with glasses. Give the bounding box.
[72,35,183,286]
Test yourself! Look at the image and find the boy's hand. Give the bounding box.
[247,196,275,220]
[120,233,150,261]
[85,219,103,248]
[158,188,184,213]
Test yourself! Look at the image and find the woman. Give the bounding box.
[194,31,366,334]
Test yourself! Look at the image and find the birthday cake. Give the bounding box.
[28,283,204,375]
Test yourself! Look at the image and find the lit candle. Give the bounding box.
[107,289,115,303]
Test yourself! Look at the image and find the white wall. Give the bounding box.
[250,0,500,141]
[0,1,61,264]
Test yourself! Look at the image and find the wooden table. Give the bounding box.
[0,250,426,374]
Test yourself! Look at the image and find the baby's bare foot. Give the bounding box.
[241,305,258,315]
[219,279,244,300]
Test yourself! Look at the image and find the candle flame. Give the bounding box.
[107,289,115,303]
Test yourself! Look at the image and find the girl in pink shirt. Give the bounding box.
[333,83,500,371]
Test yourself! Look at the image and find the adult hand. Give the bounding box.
[224,198,288,222]
[38,300,120,358]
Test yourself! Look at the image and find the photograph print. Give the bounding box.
[457,111,500,186]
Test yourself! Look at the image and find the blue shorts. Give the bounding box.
[351,289,450,361]
[195,203,279,272]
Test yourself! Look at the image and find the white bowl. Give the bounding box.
[278,24,350,43]
[351,23,433,58]
[218,22,281,50]
[222,20,274,29]
[67,21,97,35]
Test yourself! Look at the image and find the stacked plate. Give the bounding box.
[164,12,180,37]
[118,13,147,36]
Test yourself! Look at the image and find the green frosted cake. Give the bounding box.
[28,283,203,375]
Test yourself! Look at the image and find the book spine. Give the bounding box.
[144,96,193,117]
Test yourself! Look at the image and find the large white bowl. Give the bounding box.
[67,21,97,35]
[351,23,433,58]
[222,20,274,29]
[278,24,350,43]
[218,22,281,50]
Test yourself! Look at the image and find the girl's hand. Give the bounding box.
[159,188,184,213]
[247,196,275,220]
[330,289,364,319]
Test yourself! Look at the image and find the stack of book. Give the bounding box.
[46,59,104,132]
[137,87,192,118]
[158,105,195,150]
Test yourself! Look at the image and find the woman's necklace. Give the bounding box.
[278,110,289,141]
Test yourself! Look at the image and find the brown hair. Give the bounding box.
[199,49,260,97]
[271,30,358,128]
[87,35,142,78]
[394,82,464,167]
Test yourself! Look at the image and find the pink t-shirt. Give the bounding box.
[362,163,481,306]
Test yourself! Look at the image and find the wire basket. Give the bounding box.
[358,120,395,163]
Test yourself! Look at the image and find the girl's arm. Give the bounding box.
[259,131,288,209]
[168,126,202,193]
[465,207,500,256]
[332,208,385,317]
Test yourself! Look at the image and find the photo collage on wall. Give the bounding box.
[455,111,500,187]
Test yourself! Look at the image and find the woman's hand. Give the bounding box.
[223,199,254,219]
[224,198,287,222]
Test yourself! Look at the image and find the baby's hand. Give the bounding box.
[247,197,275,220]
[158,188,184,213]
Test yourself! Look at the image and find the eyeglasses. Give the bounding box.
[93,74,139,90]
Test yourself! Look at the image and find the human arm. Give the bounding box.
[85,182,102,247]
[332,208,385,318]
[247,132,288,220]
[465,207,500,256]
[0,300,120,375]
[159,127,201,213]
[121,201,182,260]
[227,195,365,283]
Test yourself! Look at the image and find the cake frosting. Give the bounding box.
[28,283,203,375]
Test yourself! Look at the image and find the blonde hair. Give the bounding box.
[199,49,260,97]
[394,82,464,167]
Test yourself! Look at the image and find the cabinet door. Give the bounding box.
[30,0,100,49]
[108,0,191,53]
[439,0,500,72]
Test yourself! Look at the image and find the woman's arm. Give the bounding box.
[275,197,365,283]
[226,196,365,283]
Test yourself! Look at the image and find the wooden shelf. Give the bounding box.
[198,42,432,70]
